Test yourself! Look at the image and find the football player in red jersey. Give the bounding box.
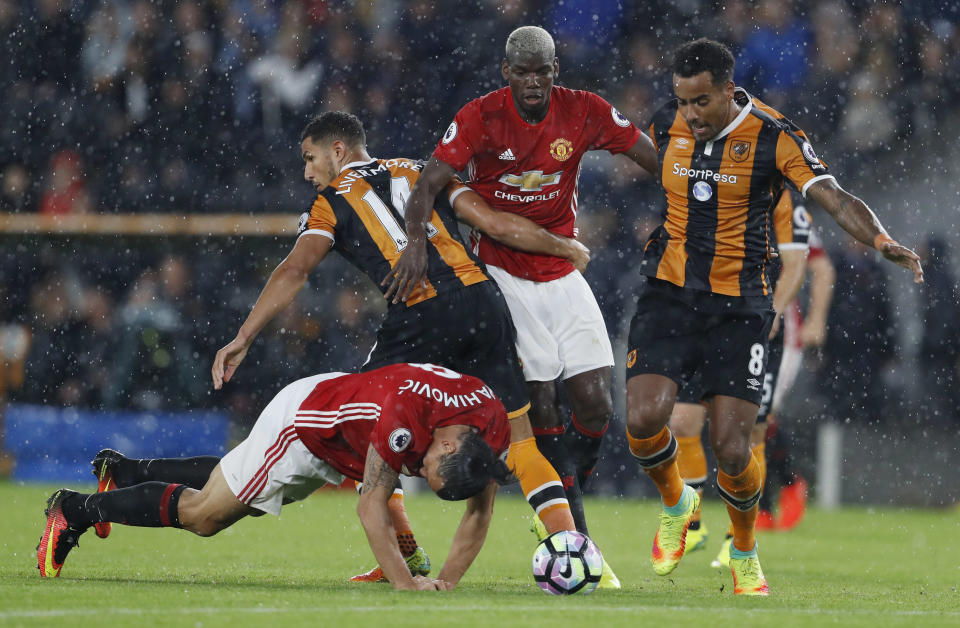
[387,26,659,587]
[209,112,590,582]
[37,363,513,589]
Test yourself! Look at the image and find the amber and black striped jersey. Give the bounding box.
[297,157,488,307]
[641,88,834,297]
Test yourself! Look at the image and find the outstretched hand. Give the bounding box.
[381,238,428,304]
[878,240,924,284]
[211,337,251,389]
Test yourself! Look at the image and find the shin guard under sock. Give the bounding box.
[717,455,763,552]
[562,413,608,488]
[506,437,575,533]
[535,427,587,534]
[627,426,684,507]
[62,482,187,528]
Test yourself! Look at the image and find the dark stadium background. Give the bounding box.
[1,0,957,506]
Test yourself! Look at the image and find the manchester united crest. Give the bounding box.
[728,140,751,163]
[549,138,573,162]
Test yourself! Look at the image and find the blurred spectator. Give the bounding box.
[803,0,859,138]
[735,0,812,109]
[248,6,323,135]
[18,271,87,406]
[917,237,960,424]
[838,71,896,154]
[38,151,92,216]
[104,255,206,410]
[1,164,34,213]
[80,1,133,92]
[820,237,898,424]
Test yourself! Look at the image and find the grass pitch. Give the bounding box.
[1,481,957,627]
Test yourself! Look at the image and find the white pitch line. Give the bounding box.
[1,605,958,619]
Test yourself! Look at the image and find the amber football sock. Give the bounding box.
[717,454,763,552]
[507,437,575,533]
[627,426,684,507]
[388,492,420,557]
[676,434,708,525]
[752,442,767,491]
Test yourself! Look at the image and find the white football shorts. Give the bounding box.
[220,372,348,515]
[485,265,614,382]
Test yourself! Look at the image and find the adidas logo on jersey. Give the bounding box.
[499,148,516,161]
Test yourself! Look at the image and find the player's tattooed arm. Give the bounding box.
[383,157,458,304]
[357,446,441,591]
[360,445,401,494]
[807,178,923,283]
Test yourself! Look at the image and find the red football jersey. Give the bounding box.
[293,363,510,481]
[433,86,641,281]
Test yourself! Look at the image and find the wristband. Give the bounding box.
[874,233,896,250]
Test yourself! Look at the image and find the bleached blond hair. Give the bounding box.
[505,26,555,62]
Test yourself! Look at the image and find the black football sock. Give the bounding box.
[766,426,794,488]
[114,456,221,490]
[758,481,774,512]
[562,414,608,488]
[62,482,187,528]
[534,427,588,535]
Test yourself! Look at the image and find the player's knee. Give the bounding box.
[709,430,750,471]
[190,518,227,537]
[573,396,612,431]
[626,395,672,438]
[178,494,230,537]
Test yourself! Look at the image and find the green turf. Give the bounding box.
[1,481,957,627]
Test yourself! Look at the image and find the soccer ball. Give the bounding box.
[531,530,603,595]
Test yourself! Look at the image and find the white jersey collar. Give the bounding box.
[340,158,378,173]
[710,89,753,142]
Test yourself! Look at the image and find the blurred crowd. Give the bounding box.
[0,239,385,426]
[1,0,958,214]
[2,0,960,432]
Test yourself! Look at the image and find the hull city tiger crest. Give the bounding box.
[549,138,573,162]
[729,140,751,163]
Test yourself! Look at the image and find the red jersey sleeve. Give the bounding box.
[432,100,482,171]
[369,393,429,474]
[584,91,642,154]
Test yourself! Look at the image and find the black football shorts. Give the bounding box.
[676,323,784,422]
[626,278,775,407]
[362,280,530,417]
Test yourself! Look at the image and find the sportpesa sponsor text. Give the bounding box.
[671,163,739,184]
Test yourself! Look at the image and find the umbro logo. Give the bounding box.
[746,378,761,391]
[499,148,516,161]
[675,138,690,149]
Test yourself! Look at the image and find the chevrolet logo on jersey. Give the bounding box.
[498,170,562,191]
